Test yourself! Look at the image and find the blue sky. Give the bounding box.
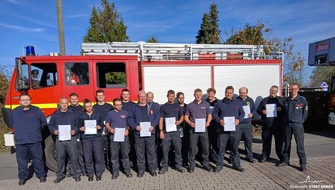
[0,0,334,82]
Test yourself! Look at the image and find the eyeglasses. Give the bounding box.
[20,99,31,101]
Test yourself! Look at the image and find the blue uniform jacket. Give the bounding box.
[128,103,160,134]
[10,106,47,144]
[48,109,79,136]
[213,98,245,123]
[237,96,256,124]
[78,111,104,139]
[284,95,308,124]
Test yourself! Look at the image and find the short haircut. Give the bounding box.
[225,86,234,92]
[291,82,300,88]
[176,92,184,98]
[167,90,175,96]
[194,88,202,94]
[147,91,154,97]
[19,93,31,100]
[96,89,104,95]
[59,97,68,103]
[113,98,122,105]
[83,99,92,112]
[239,87,248,93]
[207,87,216,94]
[69,92,78,98]
[138,90,146,97]
[121,88,130,94]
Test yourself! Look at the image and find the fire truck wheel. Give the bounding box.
[45,135,57,172]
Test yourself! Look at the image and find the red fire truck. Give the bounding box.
[2,42,283,171]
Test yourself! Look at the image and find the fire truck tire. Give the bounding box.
[45,135,57,172]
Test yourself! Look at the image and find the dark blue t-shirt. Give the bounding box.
[93,103,113,121]
[106,109,128,129]
[122,101,135,112]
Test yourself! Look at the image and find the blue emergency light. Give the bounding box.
[25,46,36,56]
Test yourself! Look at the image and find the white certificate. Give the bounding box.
[114,128,125,142]
[84,120,97,135]
[58,125,71,141]
[243,105,251,119]
[266,104,277,118]
[210,106,215,113]
[223,117,235,131]
[195,118,206,133]
[165,117,177,132]
[140,122,151,137]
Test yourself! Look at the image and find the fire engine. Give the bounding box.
[2,41,283,171]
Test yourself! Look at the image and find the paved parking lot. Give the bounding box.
[0,129,334,190]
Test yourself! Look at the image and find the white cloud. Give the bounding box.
[0,22,45,33]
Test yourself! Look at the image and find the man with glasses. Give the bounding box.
[278,83,308,172]
[10,94,47,185]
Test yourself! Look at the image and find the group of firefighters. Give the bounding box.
[10,83,308,185]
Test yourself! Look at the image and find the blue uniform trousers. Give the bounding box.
[161,130,182,169]
[16,143,46,180]
[283,123,307,166]
[82,136,104,177]
[55,137,80,178]
[110,135,131,175]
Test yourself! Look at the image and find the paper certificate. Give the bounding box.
[195,118,206,133]
[58,125,71,141]
[84,120,97,135]
[165,117,177,132]
[266,104,277,118]
[140,122,151,137]
[223,117,235,131]
[114,128,125,142]
[243,105,251,119]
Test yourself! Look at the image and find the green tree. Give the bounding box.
[0,66,10,104]
[196,3,221,44]
[106,72,126,84]
[309,67,335,87]
[147,37,158,43]
[225,22,306,86]
[83,0,129,43]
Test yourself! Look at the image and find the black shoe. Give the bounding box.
[18,179,26,185]
[247,158,255,163]
[96,176,102,181]
[111,173,119,179]
[176,167,185,173]
[233,166,245,172]
[259,159,266,163]
[203,165,212,172]
[214,166,223,173]
[277,162,288,167]
[300,166,307,172]
[149,171,157,176]
[125,172,132,178]
[39,177,46,183]
[74,177,81,182]
[188,167,195,173]
[158,168,168,174]
[66,173,72,177]
[137,172,144,178]
[88,177,93,181]
[54,177,65,183]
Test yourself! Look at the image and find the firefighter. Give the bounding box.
[184,88,213,173]
[212,86,245,173]
[236,87,256,163]
[78,99,104,181]
[204,88,220,163]
[177,91,190,167]
[93,89,113,171]
[67,93,86,177]
[48,97,81,183]
[158,90,185,174]
[105,98,132,179]
[257,85,285,163]
[128,90,160,177]
[10,94,47,185]
[278,83,308,172]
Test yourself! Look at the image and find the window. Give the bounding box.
[65,62,89,86]
[96,63,126,88]
[31,63,57,89]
